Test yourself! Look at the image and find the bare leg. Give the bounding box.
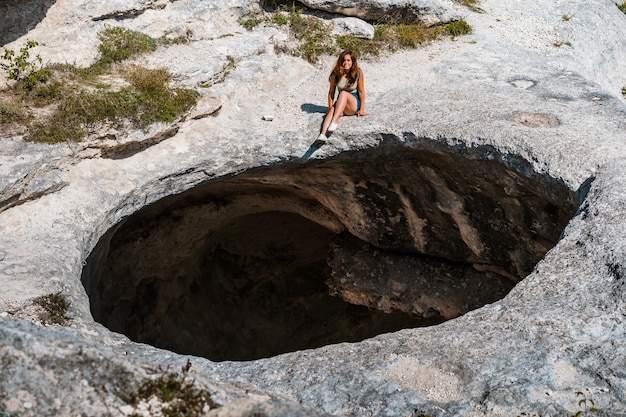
[331,91,358,125]
[320,108,335,136]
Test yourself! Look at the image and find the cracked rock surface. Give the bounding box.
[1,0,626,416]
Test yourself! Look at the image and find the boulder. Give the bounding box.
[332,17,376,39]
[299,0,464,25]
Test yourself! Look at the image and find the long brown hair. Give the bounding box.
[329,50,360,86]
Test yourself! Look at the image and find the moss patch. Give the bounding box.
[126,369,218,417]
[33,292,71,325]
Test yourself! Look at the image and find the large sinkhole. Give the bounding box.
[82,137,581,361]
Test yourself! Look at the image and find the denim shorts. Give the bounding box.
[352,92,361,112]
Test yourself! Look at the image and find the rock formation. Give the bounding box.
[1,0,626,416]
[298,0,464,25]
[81,138,578,363]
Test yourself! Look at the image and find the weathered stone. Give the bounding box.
[299,0,464,25]
[332,17,375,40]
[327,233,517,320]
[0,317,327,416]
[2,0,626,415]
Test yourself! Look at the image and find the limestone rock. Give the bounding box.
[327,234,517,319]
[0,140,71,212]
[0,317,326,416]
[332,17,375,40]
[299,0,464,25]
[2,0,626,416]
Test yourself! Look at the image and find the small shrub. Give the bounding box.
[21,68,51,91]
[0,40,50,91]
[26,65,198,143]
[28,119,84,143]
[297,26,335,63]
[270,12,289,26]
[619,2,626,14]
[33,292,71,325]
[257,5,336,62]
[373,20,472,52]
[239,15,265,30]
[97,27,157,65]
[336,34,384,57]
[283,6,336,62]
[124,66,199,126]
[436,19,473,38]
[159,29,193,45]
[395,24,431,47]
[125,66,170,92]
[31,80,63,103]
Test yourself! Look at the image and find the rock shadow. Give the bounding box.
[301,103,327,114]
[302,139,326,158]
[0,0,57,46]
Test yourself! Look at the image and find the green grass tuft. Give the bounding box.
[239,15,265,30]
[436,19,473,37]
[97,27,157,65]
[336,34,383,57]
[124,66,199,126]
[0,101,29,124]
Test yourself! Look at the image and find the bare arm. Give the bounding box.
[327,79,336,113]
[357,74,367,116]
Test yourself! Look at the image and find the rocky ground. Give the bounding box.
[2,0,626,416]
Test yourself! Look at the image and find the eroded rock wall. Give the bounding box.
[82,137,578,361]
[296,0,464,25]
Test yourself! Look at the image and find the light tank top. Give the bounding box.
[335,69,362,94]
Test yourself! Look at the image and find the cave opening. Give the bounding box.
[81,139,581,362]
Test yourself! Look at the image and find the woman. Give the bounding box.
[317,50,367,141]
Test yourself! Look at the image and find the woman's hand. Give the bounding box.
[357,110,368,117]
